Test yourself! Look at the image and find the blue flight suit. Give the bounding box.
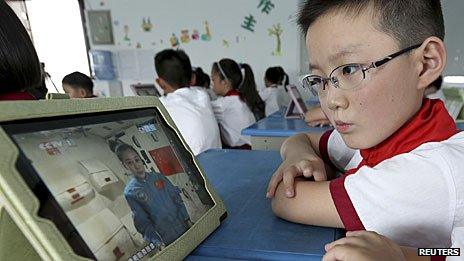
[124,171,190,245]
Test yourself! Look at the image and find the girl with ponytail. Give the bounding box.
[260,66,289,116]
[210,58,257,149]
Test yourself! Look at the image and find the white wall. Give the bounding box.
[442,0,464,77]
[84,0,300,95]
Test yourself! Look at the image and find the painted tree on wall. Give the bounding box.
[268,23,282,56]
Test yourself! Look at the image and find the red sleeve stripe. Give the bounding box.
[329,175,365,231]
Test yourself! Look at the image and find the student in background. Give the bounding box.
[210,59,257,149]
[260,66,289,116]
[62,72,96,98]
[238,63,266,121]
[0,0,41,101]
[191,66,216,100]
[191,67,210,88]
[268,0,464,250]
[28,62,49,100]
[155,49,221,155]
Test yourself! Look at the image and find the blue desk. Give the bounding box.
[242,108,332,150]
[457,121,464,130]
[189,149,342,261]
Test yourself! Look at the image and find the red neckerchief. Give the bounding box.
[330,98,459,231]
[224,89,244,101]
[0,92,36,101]
[348,98,458,173]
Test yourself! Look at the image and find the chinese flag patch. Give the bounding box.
[155,179,165,190]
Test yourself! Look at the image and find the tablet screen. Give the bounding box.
[2,108,214,260]
[131,84,161,97]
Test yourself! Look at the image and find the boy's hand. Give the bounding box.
[323,231,405,261]
[266,153,326,198]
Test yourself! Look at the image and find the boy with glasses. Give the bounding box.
[267,0,464,250]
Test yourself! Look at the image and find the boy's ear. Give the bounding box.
[416,36,446,90]
[190,73,196,86]
[78,88,87,98]
[156,78,166,90]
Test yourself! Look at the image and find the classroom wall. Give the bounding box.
[83,0,301,95]
[442,0,464,77]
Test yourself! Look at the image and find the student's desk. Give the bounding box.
[188,149,343,261]
[242,109,332,151]
[457,121,464,130]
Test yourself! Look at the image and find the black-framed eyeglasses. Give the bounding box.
[301,43,422,96]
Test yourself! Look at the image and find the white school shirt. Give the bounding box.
[159,87,221,155]
[448,227,464,260]
[322,129,464,248]
[211,95,256,147]
[259,84,287,116]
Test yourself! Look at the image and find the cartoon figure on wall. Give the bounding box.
[222,39,229,48]
[201,21,212,41]
[170,33,180,48]
[142,17,153,32]
[268,23,283,56]
[180,30,190,43]
[191,29,199,40]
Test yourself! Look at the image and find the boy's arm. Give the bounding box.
[271,179,343,228]
[266,132,336,198]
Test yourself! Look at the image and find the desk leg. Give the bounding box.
[250,136,288,151]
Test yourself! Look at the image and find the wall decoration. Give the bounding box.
[191,29,199,40]
[180,29,190,43]
[222,39,230,48]
[136,42,142,48]
[141,17,153,32]
[268,23,282,56]
[241,14,256,32]
[87,10,114,45]
[170,33,179,47]
[123,25,130,41]
[258,0,275,14]
[201,21,212,41]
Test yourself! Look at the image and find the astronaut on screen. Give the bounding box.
[110,141,193,248]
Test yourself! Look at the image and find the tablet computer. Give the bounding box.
[285,85,307,119]
[46,93,70,100]
[131,84,161,97]
[0,97,226,260]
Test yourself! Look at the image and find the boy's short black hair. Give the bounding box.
[0,0,42,94]
[154,49,192,88]
[62,72,94,93]
[297,0,444,49]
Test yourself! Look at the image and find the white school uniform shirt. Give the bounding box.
[321,129,464,248]
[259,84,287,116]
[448,227,464,260]
[211,95,256,147]
[159,87,221,155]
